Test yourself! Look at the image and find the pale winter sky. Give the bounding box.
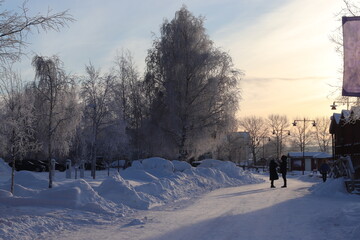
[3,0,346,121]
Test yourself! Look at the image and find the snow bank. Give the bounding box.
[97,173,150,209]
[120,168,159,182]
[5,171,49,189]
[172,160,192,172]
[132,158,263,205]
[0,157,264,239]
[0,157,262,212]
[198,159,262,183]
[0,158,11,182]
[309,177,349,197]
[0,171,47,197]
[37,179,120,213]
[0,179,120,214]
[0,189,12,198]
[134,157,175,178]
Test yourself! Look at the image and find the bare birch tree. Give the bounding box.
[238,116,268,165]
[314,117,332,153]
[267,114,290,159]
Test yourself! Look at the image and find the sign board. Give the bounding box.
[343,16,360,96]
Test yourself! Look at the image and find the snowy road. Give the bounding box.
[46,175,360,240]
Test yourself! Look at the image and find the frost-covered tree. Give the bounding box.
[32,55,80,188]
[81,63,118,179]
[113,50,145,159]
[0,65,38,193]
[145,6,241,161]
[0,0,73,63]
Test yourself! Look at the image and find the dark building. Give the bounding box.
[330,109,360,179]
[287,152,332,172]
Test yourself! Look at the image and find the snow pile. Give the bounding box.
[132,159,263,205]
[6,170,49,188]
[0,158,11,182]
[172,160,192,172]
[133,157,175,178]
[309,177,349,197]
[37,179,120,213]
[198,159,262,183]
[0,171,47,197]
[97,172,150,210]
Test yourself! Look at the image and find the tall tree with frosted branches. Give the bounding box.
[113,50,145,159]
[145,6,241,161]
[81,63,117,179]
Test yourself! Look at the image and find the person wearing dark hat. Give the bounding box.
[279,155,288,188]
[269,159,279,188]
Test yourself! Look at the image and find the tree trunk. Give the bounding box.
[48,93,54,188]
[179,125,188,161]
[10,157,15,194]
[10,128,15,194]
[91,123,97,179]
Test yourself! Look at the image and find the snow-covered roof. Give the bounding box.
[332,113,341,124]
[342,109,351,119]
[288,152,332,159]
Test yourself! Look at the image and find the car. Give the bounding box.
[9,159,48,172]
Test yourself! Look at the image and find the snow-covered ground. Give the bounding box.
[0,157,359,240]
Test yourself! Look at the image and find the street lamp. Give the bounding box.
[330,98,360,110]
[292,118,316,175]
[272,129,290,160]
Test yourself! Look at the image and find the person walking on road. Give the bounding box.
[269,159,279,188]
[279,155,287,188]
[319,161,330,182]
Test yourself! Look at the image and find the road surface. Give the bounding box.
[46,175,358,240]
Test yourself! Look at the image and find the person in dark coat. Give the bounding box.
[319,162,330,182]
[269,159,279,188]
[279,155,287,188]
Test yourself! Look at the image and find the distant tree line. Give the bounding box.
[236,115,332,165]
[0,4,242,186]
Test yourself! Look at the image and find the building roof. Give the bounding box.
[288,152,332,159]
[332,113,341,124]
